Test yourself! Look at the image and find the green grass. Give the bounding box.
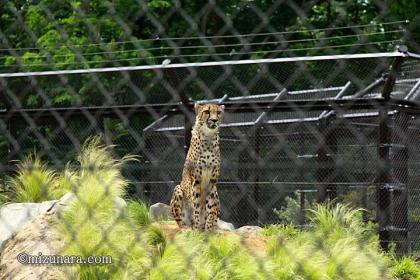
[149,231,267,280]
[265,203,390,280]
[389,256,420,280]
[57,136,150,279]
[127,199,151,226]
[262,224,300,239]
[9,153,69,202]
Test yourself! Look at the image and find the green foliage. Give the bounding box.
[308,203,379,246]
[262,224,300,239]
[273,193,312,225]
[146,225,167,258]
[0,0,418,107]
[127,200,151,226]
[389,256,420,280]
[149,232,266,280]
[9,154,69,202]
[267,203,388,280]
[59,136,149,279]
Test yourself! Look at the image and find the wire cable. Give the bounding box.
[0,39,401,69]
[0,20,407,52]
[0,30,402,61]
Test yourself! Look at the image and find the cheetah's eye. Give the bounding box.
[203,110,210,114]
[217,111,221,115]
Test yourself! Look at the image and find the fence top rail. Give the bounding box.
[2,97,420,119]
[0,52,407,78]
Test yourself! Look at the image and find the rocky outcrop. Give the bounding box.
[0,192,127,249]
[150,202,172,220]
[0,192,128,279]
[0,200,58,249]
[217,219,235,231]
[0,213,70,280]
[236,225,263,235]
[149,202,235,230]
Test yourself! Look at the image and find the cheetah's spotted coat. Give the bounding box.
[170,103,224,230]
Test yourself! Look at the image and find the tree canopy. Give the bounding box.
[0,0,419,106]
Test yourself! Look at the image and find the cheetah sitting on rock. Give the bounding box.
[170,103,224,230]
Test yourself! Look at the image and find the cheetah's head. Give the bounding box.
[194,103,224,133]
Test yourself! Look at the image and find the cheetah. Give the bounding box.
[170,103,224,230]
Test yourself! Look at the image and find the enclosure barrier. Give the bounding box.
[0,1,420,278]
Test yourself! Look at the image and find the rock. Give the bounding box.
[0,213,70,279]
[0,192,127,249]
[150,202,172,220]
[149,202,235,231]
[114,196,127,215]
[0,200,57,248]
[58,192,76,207]
[236,225,263,235]
[49,192,76,214]
[217,219,235,231]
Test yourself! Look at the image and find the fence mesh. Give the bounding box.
[0,1,420,279]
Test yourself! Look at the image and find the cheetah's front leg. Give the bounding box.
[192,180,203,230]
[170,185,187,228]
[205,180,220,231]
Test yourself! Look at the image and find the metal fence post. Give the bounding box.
[252,126,262,225]
[316,116,337,202]
[377,48,405,250]
[238,141,253,225]
[377,97,391,250]
[392,112,410,254]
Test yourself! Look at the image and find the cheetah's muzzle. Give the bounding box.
[207,123,217,129]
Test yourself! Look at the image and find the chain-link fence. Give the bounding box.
[1,1,420,279]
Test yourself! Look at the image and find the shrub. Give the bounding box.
[267,203,389,280]
[58,136,149,279]
[273,192,312,225]
[127,200,151,226]
[0,181,12,205]
[389,256,420,280]
[149,231,268,280]
[262,224,300,239]
[9,154,61,202]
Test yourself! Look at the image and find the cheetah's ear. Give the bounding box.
[194,103,201,114]
[220,105,225,112]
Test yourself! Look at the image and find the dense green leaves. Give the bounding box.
[0,0,418,106]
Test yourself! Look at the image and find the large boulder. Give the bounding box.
[0,200,58,249]
[236,225,263,235]
[0,213,70,279]
[217,219,235,231]
[150,202,172,220]
[0,192,127,249]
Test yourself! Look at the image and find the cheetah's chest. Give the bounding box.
[193,148,218,175]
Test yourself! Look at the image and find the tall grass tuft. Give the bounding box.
[149,231,269,280]
[308,203,379,246]
[267,203,389,280]
[262,224,300,239]
[127,199,151,226]
[9,154,64,202]
[59,136,149,279]
[389,256,420,280]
